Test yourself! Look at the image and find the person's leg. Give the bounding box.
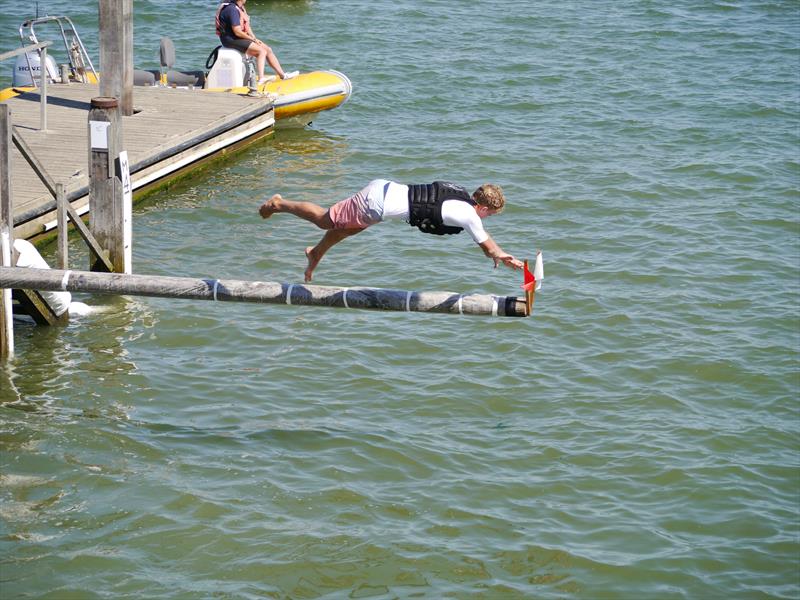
[246,42,268,80]
[259,194,334,229]
[247,41,286,80]
[262,44,286,79]
[304,228,363,282]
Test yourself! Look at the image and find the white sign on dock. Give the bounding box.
[89,120,110,151]
[118,150,132,274]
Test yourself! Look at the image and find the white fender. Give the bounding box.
[13,239,71,316]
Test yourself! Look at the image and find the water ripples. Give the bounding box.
[1,0,799,597]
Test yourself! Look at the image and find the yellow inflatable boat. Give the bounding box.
[202,44,352,126]
[266,70,352,123]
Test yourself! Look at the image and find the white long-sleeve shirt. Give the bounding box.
[380,181,489,244]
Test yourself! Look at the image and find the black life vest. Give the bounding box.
[407,181,475,235]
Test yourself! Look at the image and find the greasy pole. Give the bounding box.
[0,267,529,318]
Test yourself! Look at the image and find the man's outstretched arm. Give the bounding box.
[479,236,524,270]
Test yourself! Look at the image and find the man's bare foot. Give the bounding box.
[258,194,282,219]
[304,246,321,282]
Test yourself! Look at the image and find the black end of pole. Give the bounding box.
[504,296,528,318]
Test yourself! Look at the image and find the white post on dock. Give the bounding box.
[99,0,134,117]
[0,105,14,359]
[88,96,127,273]
[39,45,48,131]
[56,183,68,270]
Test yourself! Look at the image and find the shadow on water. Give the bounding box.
[133,127,349,211]
[265,127,350,180]
[271,126,349,156]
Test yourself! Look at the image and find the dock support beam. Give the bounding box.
[56,183,68,269]
[0,267,529,318]
[88,96,126,273]
[99,0,134,116]
[0,106,13,359]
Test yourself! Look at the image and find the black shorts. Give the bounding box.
[219,36,252,53]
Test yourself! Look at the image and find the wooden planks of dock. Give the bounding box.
[3,83,274,239]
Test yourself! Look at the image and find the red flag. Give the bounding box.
[521,260,535,292]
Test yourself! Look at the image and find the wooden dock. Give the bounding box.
[4,83,274,240]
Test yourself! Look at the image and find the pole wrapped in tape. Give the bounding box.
[0,266,529,318]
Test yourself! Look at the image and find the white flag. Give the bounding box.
[533,251,544,291]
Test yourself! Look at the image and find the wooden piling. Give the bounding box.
[99,0,134,116]
[88,96,125,273]
[0,267,529,318]
[0,105,13,358]
[122,0,133,116]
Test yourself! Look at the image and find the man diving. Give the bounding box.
[258,180,524,282]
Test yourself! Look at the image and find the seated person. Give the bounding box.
[215,0,298,84]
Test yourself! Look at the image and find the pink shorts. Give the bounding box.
[328,181,386,230]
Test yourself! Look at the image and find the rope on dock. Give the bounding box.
[0,266,529,318]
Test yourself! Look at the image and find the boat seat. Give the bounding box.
[135,68,205,88]
[134,69,156,86]
[160,36,177,72]
[166,70,205,87]
[155,37,205,87]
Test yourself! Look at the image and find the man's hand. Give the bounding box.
[479,237,524,270]
[493,254,524,270]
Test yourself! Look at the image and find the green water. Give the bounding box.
[1,1,799,598]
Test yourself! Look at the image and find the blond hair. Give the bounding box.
[472,184,505,212]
